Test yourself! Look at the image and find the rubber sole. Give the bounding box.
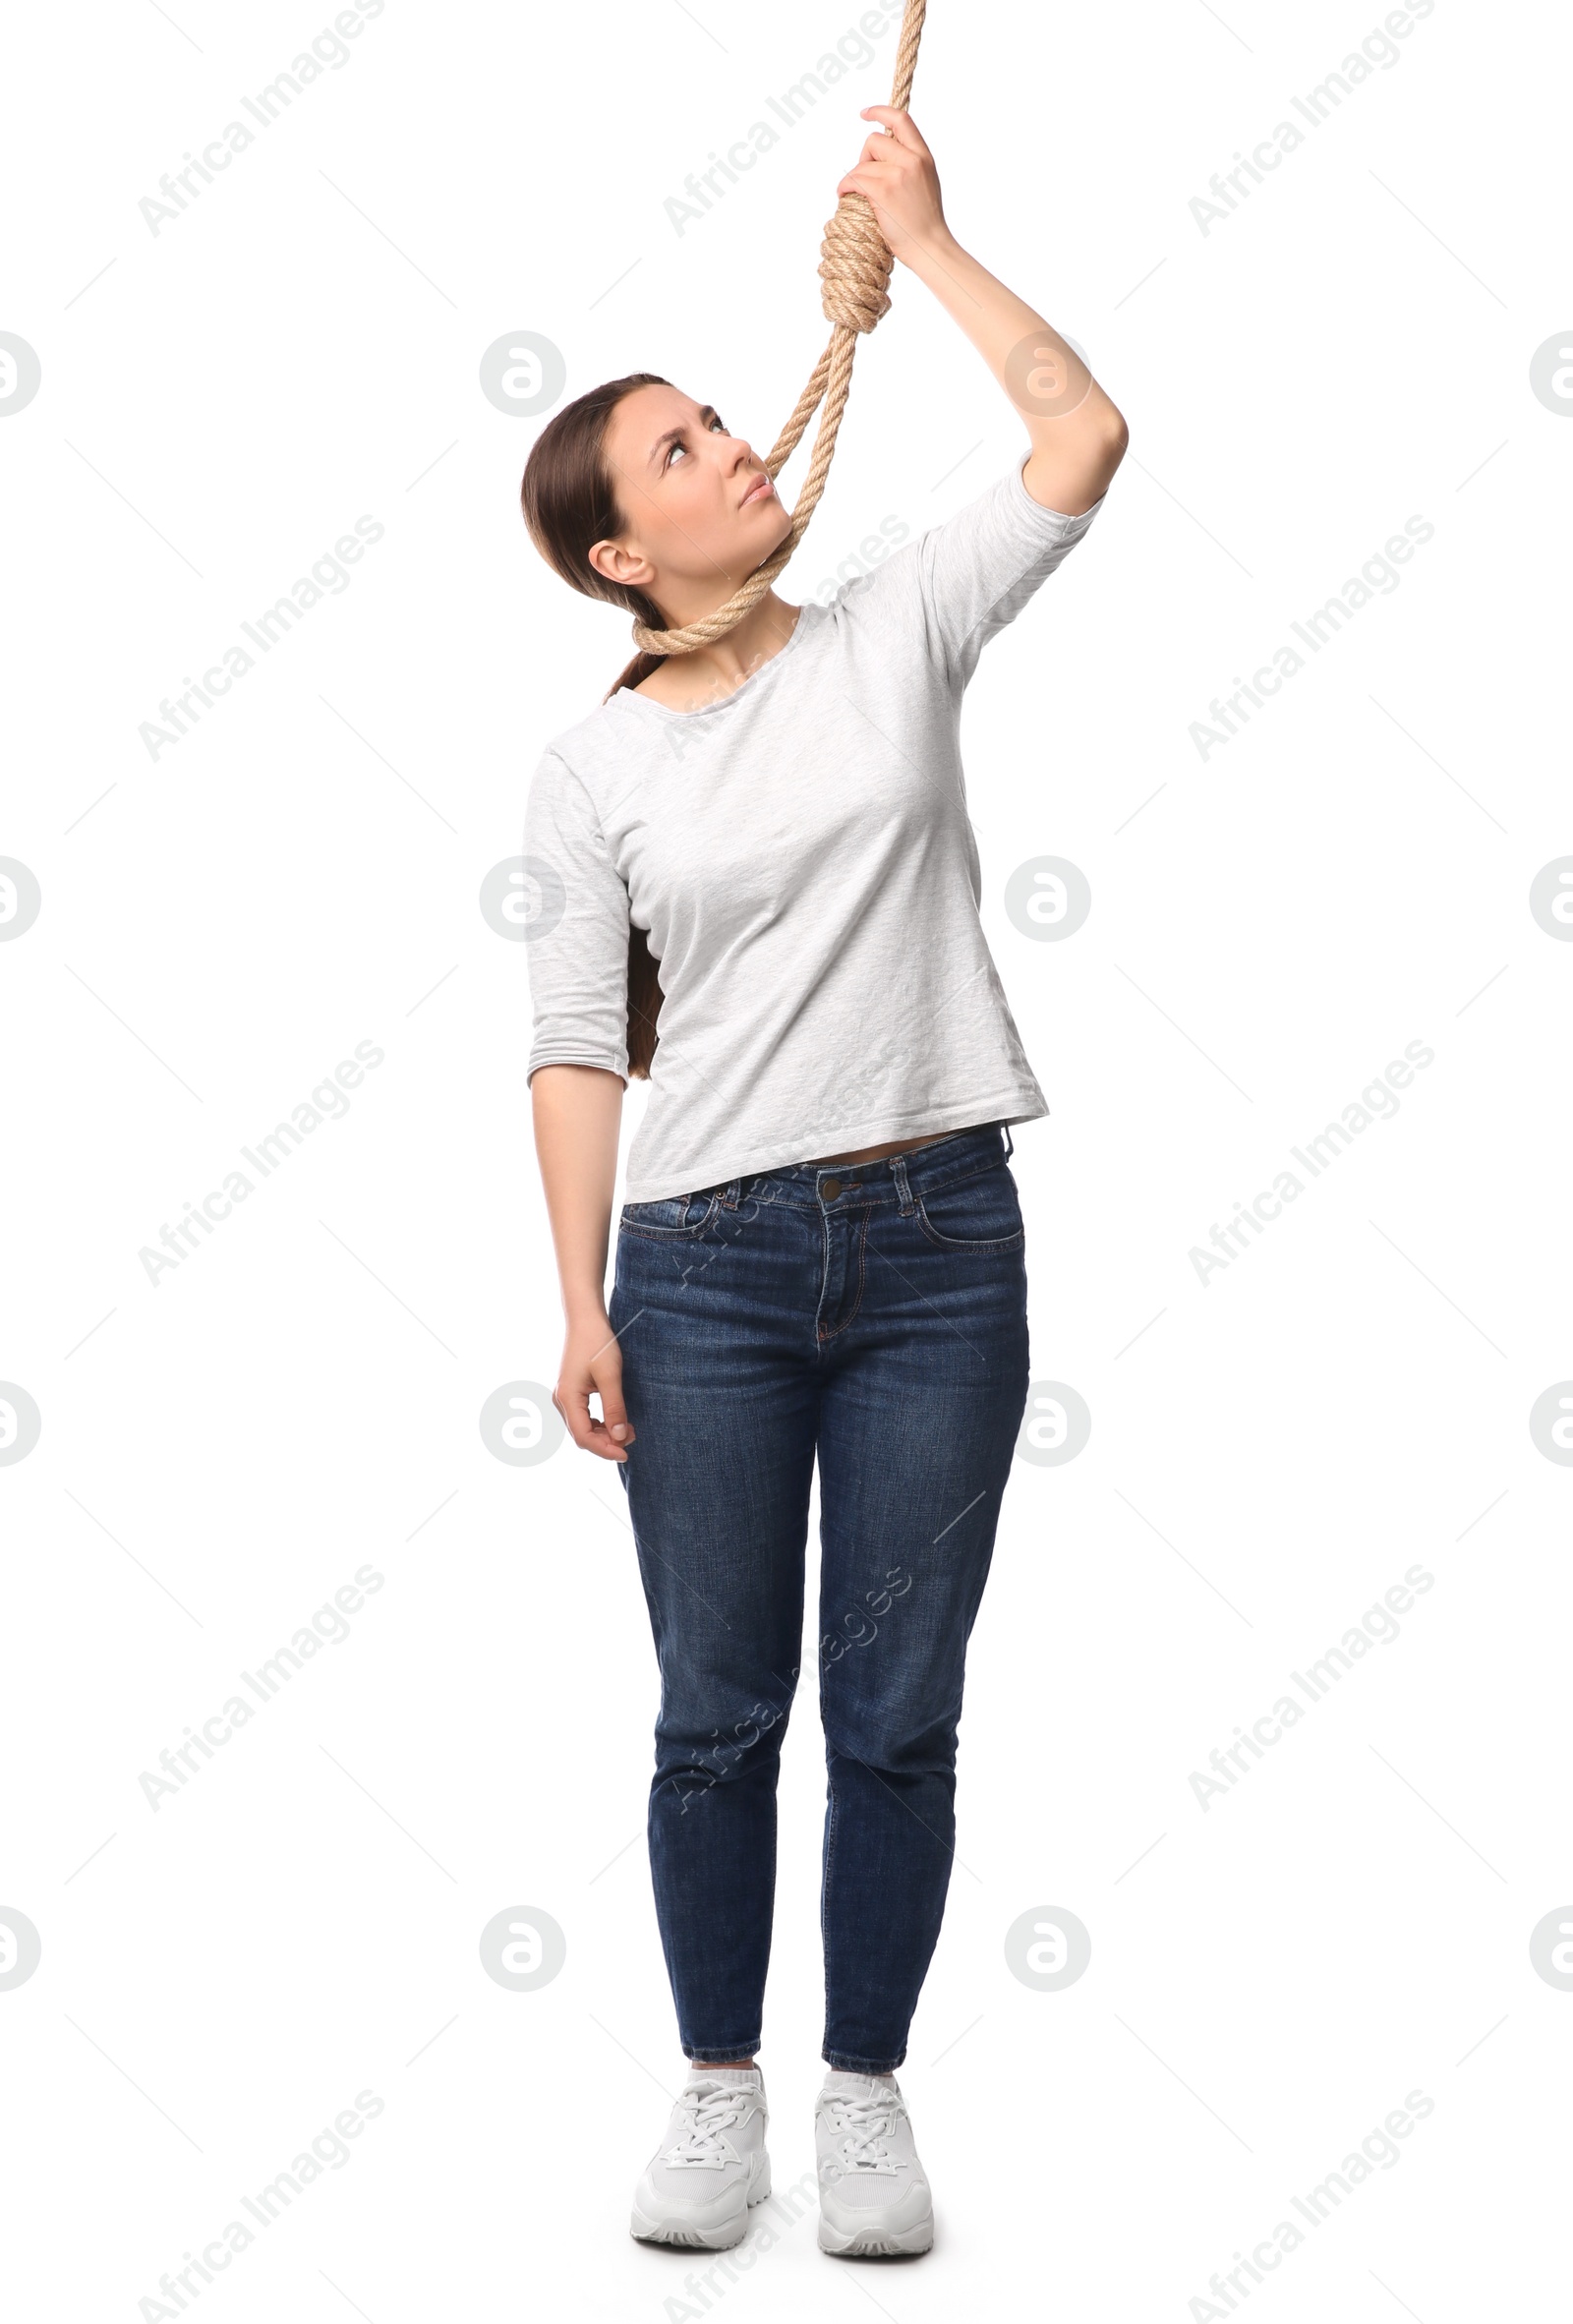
[630,2154,772,2248]
[818,2209,934,2257]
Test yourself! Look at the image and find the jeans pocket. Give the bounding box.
[914,1160,1025,1253]
[619,1191,722,1240]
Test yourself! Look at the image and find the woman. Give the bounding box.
[520,104,1127,2258]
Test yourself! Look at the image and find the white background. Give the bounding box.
[3,0,1571,2315]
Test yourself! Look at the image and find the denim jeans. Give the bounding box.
[608,1120,1030,2074]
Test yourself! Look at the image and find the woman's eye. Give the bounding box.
[669,417,727,468]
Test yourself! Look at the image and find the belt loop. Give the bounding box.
[1001,1122,1015,1160]
[721,1176,742,1209]
[891,1153,917,1215]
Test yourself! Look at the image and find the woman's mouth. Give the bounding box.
[739,475,775,508]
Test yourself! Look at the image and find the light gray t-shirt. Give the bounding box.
[524,453,1104,1203]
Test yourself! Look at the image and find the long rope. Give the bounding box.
[631,0,928,657]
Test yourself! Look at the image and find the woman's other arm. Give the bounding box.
[532,1063,635,1462]
[836,105,1129,517]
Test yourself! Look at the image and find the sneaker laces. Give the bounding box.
[823,2089,905,2175]
[661,2081,756,2170]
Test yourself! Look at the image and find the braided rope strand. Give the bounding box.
[631,0,928,656]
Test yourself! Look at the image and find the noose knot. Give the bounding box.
[626,0,926,657]
[818,191,895,335]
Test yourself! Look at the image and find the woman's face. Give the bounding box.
[589,383,790,618]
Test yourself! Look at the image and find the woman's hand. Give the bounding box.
[835,106,949,261]
[553,1309,636,1463]
[855,128,1131,517]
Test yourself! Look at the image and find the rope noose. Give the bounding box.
[631,0,928,657]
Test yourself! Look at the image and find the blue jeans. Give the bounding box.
[609,1121,1030,2074]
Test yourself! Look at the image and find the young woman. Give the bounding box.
[520,105,1127,2258]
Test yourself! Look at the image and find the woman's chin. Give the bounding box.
[748,496,791,551]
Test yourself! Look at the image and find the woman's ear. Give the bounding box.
[588,536,653,591]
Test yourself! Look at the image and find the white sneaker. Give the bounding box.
[630,2067,772,2248]
[815,2069,934,2255]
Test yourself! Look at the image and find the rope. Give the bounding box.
[631,0,928,657]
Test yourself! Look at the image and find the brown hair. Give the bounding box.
[520,372,673,1079]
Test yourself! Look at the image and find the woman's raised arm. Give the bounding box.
[836,105,1129,518]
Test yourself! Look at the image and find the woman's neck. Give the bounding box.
[635,591,801,711]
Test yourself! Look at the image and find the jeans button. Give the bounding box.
[822,1176,842,1200]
